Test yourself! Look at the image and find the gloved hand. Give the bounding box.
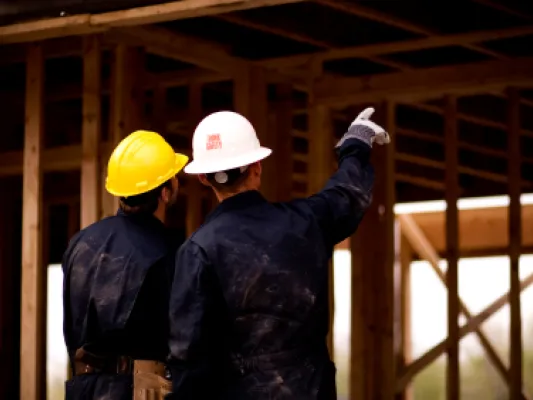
[335,107,390,148]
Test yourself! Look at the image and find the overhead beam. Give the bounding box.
[260,25,533,69]
[313,0,505,59]
[0,0,304,44]
[107,26,308,90]
[313,57,533,106]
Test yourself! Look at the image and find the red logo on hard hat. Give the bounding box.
[206,134,222,150]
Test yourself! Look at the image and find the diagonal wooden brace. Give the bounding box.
[397,214,529,400]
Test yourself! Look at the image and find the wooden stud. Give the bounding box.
[186,83,203,236]
[234,66,275,199]
[350,101,396,400]
[398,213,527,398]
[394,220,413,400]
[444,95,460,400]
[81,35,102,228]
[396,270,533,392]
[507,87,523,400]
[308,101,335,356]
[20,43,45,400]
[101,43,146,216]
[270,84,293,202]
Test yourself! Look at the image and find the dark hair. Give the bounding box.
[119,179,173,215]
[206,166,250,193]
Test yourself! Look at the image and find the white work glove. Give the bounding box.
[335,107,391,148]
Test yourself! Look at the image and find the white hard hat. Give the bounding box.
[184,111,272,174]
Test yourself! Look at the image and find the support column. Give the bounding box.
[350,101,396,400]
[394,220,413,400]
[186,83,203,236]
[308,102,335,355]
[101,44,145,217]
[507,87,523,400]
[234,66,275,200]
[20,43,45,400]
[81,35,102,228]
[269,84,293,202]
[444,95,459,400]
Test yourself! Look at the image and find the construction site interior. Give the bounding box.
[0,0,532,399]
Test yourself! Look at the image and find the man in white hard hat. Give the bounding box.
[166,108,389,399]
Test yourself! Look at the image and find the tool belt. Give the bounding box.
[73,347,171,400]
[73,347,133,375]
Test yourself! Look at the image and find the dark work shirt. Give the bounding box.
[62,210,183,371]
[167,139,374,399]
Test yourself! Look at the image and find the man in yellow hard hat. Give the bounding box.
[62,130,189,400]
[166,108,389,399]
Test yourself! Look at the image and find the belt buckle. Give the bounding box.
[117,356,133,374]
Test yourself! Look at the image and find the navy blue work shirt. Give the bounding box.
[62,209,184,371]
[167,139,374,399]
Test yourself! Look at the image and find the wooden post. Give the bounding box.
[20,43,45,400]
[101,44,145,217]
[394,220,413,400]
[233,66,275,200]
[308,102,335,355]
[350,101,396,400]
[81,35,102,228]
[270,84,293,202]
[186,83,203,236]
[507,87,523,400]
[444,95,460,400]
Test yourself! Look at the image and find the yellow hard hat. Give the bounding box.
[105,130,189,197]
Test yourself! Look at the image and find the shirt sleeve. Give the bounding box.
[167,240,217,399]
[303,138,374,250]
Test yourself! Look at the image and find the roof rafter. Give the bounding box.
[259,25,533,69]
[312,0,506,60]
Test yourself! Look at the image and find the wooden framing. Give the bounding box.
[1,1,532,399]
[20,43,45,400]
[80,35,102,228]
[350,102,396,400]
[0,0,305,44]
[507,87,523,399]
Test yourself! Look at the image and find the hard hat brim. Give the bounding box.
[183,147,272,174]
[106,152,189,197]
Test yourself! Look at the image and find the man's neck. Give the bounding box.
[152,207,166,224]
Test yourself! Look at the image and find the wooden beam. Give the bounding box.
[351,102,396,400]
[404,102,533,139]
[313,0,505,59]
[81,35,102,228]
[507,87,523,400]
[271,84,294,202]
[398,213,528,399]
[261,25,533,69]
[186,83,203,236]
[394,223,413,400]
[396,270,533,393]
[314,57,533,106]
[444,95,460,400]
[20,43,45,400]
[108,26,308,90]
[396,152,531,188]
[0,0,304,44]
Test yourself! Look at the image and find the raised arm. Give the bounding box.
[304,107,390,249]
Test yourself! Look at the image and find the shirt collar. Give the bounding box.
[205,190,266,224]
